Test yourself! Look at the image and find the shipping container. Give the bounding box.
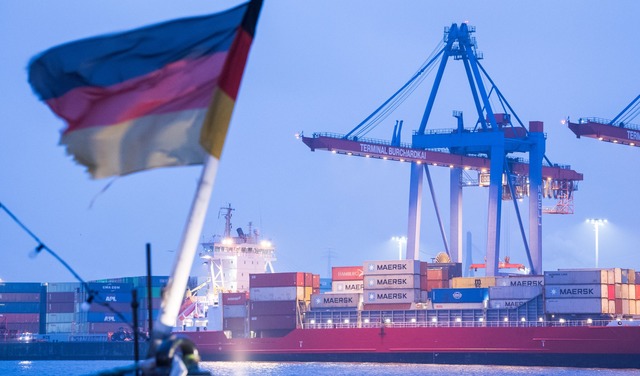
[249,314,296,330]
[363,289,420,304]
[45,313,75,323]
[495,275,544,287]
[621,269,629,284]
[223,305,247,318]
[85,322,130,333]
[636,272,640,284]
[250,300,297,315]
[430,288,489,303]
[46,322,73,333]
[451,277,496,288]
[608,285,616,299]
[223,317,245,331]
[629,284,636,300]
[0,302,40,313]
[3,322,39,333]
[46,302,75,313]
[87,302,133,313]
[86,312,133,323]
[331,280,364,293]
[249,272,305,288]
[0,293,41,302]
[621,284,629,299]
[92,292,133,304]
[433,302,484,310]
[0,283,43,293]
[331,266,364,281]
[363,260,421,276]
[222,292,249,306]
[364,274,420,290]
[46,292,76,303]
[0,313,40,323]
[608,300,615,314]
[427,263,462,279]
[85,283,134,293]
[622,299,630,315]
[423,279,448,292]
[312,274,320,289]
[362,303,412,311]
[425,268,448,281]
[636,285,640,299]
[310,293,361,309]
[544,284,607,299]
[544,298,608,314]
[615,284,622,299]
[46,282,82,293]
[545,270,607,285]
[629,270,636,284]
[631,301,637,315]
[249,286,305,301]
[488,299,529,309]
[637,300,640,315]
[489,286,542,300]
[615,299,623,314]
[319,278,332,289]
[304,273,313,287]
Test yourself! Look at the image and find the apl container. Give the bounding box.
[363,289,420,304]
[363,260,421,276]
[544,284,607,299]
[249,286,305,301]
[430,288,488,303]
[87,312,133,323]
[310,293,361,309]
[332,266,364,281]
[545,298,608,314]
[331,280,364,293]
[364,274,420,290]
[545,270,607,285]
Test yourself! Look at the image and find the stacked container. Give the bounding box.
[319,278,332,293]
[45,282,81,334]
[249,272,312,335]
[544,270,608,314]
[0,283,44,336]
[331,266,364,293]
[221,292,248,337]
[431,288,488,309]
[82,282,134,334]
[488,275,544,309]
[362,260,421,310]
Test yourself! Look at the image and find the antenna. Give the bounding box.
[325,248,337,277]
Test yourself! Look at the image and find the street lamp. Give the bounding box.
[586,219,607,268]
[391,236,407,260]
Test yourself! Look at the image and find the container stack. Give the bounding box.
[420,263,462,292]
[451,276,497,288]
[248,272,312,336]
[544,270,608,315]
[45,282,81,334]
[0,282,45,336]
[362,260,422,310]
[319,278,332,294]
[431,288,488,309]
[82,282,135,335]
[488,275,544,309]
[331,266,364,293]
[221,292,248,337]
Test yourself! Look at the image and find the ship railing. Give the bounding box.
[302,319,614,330]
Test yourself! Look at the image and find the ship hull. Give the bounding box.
[181,325,640,368]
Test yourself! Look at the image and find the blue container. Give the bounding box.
[621,269,629,284]
[92,292,133,304]
[0,302,41,313]
[319,278,332,289]
[87,312,133,323]
[0,283,43,293]
[430,288,488,303]
[86,283,134,293]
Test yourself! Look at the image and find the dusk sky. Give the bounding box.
[2,1,639,284]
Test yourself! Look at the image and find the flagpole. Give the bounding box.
[149,154,219,354]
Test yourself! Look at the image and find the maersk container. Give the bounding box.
[249,272,305,288]
[45,313,75,323]
[495,275,544,288]
[250,300,297,315]
[545,270,607,285]
[249,286,305,301]
[223,304,247,318]
[332,266,364,281]
[363,289,420,304]
[0,293,41,302]
[331,280,364,293]
[451,277,496,288]
[0,302,40,313]
[364,274,420,290]
[544,298,608,314]
[46,292,76,303]
[0,313,39,323]
[363,260,421,276]
[0,283,43,293]
[544,284,607,299]
[430,288,488,303]
[488,299,529,309]
[222,292,248,306]
[489,286,542,300]
[310,293,361,309]
[249,314,296,330]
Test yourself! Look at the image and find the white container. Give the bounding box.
[622,299,630,315]
[222,305,247,318]
[331,280,364,293]
[432,302,484,310]
[310,293,361,309]
[489,286,542,300]
[621,284,629,299]
[545,284,607,299]
[363,289,420,304]
[629,284,636,300]
[495,275,544,287]
[364,274,420,290]
[363,260,421,276]
[46,282,82,293]
[488,299,529,309]
[546,270,607,285]
[249,286,304,301]
[609,300,616,314]
[630,301,637,315]
[46,322,73,333]
[45,313,75,323]
[636,301,640,315]
[607,270,614,285]
[544,298,607,314]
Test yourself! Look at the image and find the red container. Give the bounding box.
[223,317,245,331]
[0,293,41,302]
[0,313,40,323]
[312,274,320,289]
[249,314,296,330]
[47,292,76,303]
[250,272,305,287]
[426,268,449,281]
[250,300,297,316]
[304,273,313,287]
[615,298,623,314]
[425,280,448,292]
[420,262,429,275]
[4,322,39,332]
[636,285,640,299]
[608,285,616,299]
[222,292,249,306]
[88,302,133,313]
[46,302,75,313]
[332,266,364,281]
[362,303,412,311]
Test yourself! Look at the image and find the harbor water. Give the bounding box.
[0,361,638,376]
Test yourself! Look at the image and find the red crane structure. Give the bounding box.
[301,24,583,276]
[568,94,640,146]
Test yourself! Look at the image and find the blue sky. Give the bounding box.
[1,1,639,283]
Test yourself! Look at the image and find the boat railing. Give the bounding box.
[302,319,616,330]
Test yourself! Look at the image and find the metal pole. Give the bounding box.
[132,289,140,372]
[146,243,153,336]
[595,223,599,268]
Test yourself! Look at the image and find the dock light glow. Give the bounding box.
[587,218,607,268]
